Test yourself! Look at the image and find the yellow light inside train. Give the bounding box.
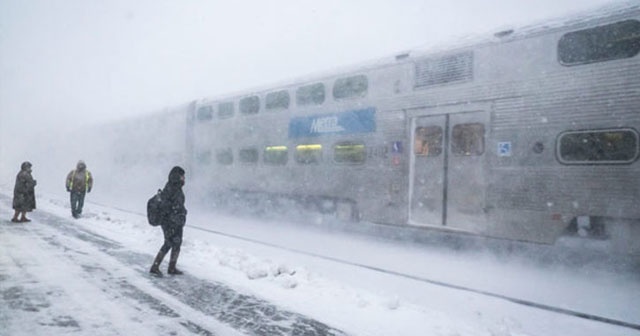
[335,144,364,150]
[296,144,322,150]
[266,146,288,151]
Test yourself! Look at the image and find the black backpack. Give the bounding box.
[147,189,163,226]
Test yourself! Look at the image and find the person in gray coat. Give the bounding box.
[12,161,37,222]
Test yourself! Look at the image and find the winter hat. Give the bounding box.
[20,161,32,170]
[77,160,86,170]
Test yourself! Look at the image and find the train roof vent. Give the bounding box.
[494,29,514,38]
[414,51,473,88]
[395,52,410,61]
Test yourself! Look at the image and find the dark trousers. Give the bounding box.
[70,191,86,217]
[160,225,183,254]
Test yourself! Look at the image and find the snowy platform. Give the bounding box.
[1,191,639,335]
[0,194,344,336]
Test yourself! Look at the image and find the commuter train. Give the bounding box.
[183,3,640,252]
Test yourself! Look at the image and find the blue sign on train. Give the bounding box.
[288,107,376,138]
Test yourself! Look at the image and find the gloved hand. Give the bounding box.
[87,188,91,193]
[66,187,71,192]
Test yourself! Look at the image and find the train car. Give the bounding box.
[186,3,640,252]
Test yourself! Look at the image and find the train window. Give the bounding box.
[414,126,443,157]
[295,144,322,164]
[218,102,234,119]
[334,142,366,164]
[451,123,485,156]
[196,106,213,121]
[333,75,368,99]
[264,145,288,165]
[215,148,233,165]
[196,151,212,164]
[558,20,640,65]
[557,129,639,164]
[239,96,260,115]
[296,83,325,106]
[265,90,290,110]
[239,147,259,164]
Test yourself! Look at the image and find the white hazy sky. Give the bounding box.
[0,0,624,139]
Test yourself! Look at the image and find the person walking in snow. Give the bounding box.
[150,166,188,277]
[11,161,37,223]
[66,160,93,218]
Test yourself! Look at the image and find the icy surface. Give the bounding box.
[1,190,639,335]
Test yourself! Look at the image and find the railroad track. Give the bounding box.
[189,224,640,333]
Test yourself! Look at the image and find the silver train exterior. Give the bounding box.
[186,4,640,251]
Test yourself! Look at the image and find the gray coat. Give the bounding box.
[13,163,36,211]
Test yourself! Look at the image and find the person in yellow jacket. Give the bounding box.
[66,160,93,218]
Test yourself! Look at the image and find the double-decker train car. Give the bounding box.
[186,3,640,252]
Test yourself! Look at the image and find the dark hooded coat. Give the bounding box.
[13,162,37,211]
[160,166,187,229]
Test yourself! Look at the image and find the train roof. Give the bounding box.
[406,1,638,55]
[197,1,640,105]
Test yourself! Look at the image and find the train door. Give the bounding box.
[408,106,489,232]
[446,111,488,231]
[409,114,446,226]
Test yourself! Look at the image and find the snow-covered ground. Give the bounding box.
[1,190,639,336]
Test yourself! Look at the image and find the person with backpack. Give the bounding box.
[149,166,188,277]
[66,160,93,218]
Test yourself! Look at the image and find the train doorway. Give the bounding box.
[409,114,446,226]
[408,106,489,233]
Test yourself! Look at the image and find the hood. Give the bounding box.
[76,160,86,170]
[21,161,32,171]
[168,166,185,184]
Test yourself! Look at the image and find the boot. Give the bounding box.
[149,250,167,277]
[167,248,183,275]
[19,212,30,222]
